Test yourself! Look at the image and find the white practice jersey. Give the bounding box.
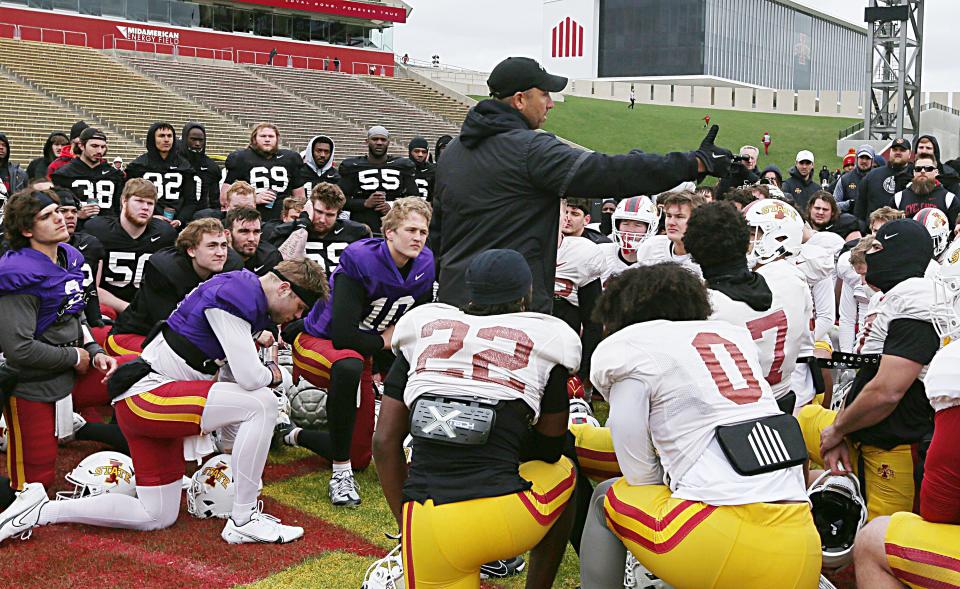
[923,340,960,412]
[599,242,636,288]
[591,319,807,505]
[836,250,870,353]
[636,235,702,277]
[392,303,581,419]
[710,261,813,400]
[555,235,604,307]
[857,277,936,363]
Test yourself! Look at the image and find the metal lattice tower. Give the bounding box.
[864,0,924,140]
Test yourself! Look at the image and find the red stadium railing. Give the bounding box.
[0,23,87,47]
[103,35,234,61]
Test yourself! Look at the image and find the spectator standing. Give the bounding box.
[431,57,732,312]
[761,164,783,188]
[47,120,87,177]
[762,131,772,155]
[782,150,820,211]
[26,131,68,181]
[834,144,875,213]
[715,144,760,198]
[893,153,960,230]
[628,87,635,110]
[703,113,711,128]
[914,134,960,194]
[854,137,913,226]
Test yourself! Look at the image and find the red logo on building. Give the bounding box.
[552,17,583,58]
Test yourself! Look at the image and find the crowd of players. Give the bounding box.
[0,87,956,589]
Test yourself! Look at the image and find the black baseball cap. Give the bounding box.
[487,57,567,99]
[79,127,107,143]
[890,137,910,150]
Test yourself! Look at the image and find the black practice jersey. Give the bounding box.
[412,161,436,201]
[126,154,201,223]
[52,159,126,215]
[339,156,419,233]
[224,148,305,222]
[82,216,176,303]
[242,241,283,276]
[70,231,104,290]
[267,217,370,277]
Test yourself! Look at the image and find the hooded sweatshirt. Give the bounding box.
[407,137,436,200]
[178,122,222,210]
[761,164,783,186]
[299,134,340,195]
[0,134,27,199]
[27,131,68,181]
[915,134,960,194]
[433,98,699,313]
[127,122,200,223]
[781,165,820,211]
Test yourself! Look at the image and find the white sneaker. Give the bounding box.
[221,510,304,544]
[362,543,404,589]
[0,482,48,543]
[329,470,361,507]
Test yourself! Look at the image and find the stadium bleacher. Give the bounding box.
[0,37,469,165]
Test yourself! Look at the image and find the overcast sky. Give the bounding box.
[393,1,955,91]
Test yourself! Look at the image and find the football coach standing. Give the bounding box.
[431,57,735,313]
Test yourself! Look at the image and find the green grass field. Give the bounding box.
[473,94,858,180]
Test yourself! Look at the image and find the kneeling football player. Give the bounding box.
[0,259,327,544]
[374,249,581,589]
[579,263,821,589]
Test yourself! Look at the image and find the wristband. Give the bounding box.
[266,361,283,388]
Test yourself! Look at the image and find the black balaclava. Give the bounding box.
[865,219,933,292]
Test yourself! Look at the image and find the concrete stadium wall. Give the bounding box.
[562,80,864,118]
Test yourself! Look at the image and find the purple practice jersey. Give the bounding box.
[0,244,86,335]
[304,238,434,339]
[166,269,272,362]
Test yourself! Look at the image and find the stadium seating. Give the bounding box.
[0,38,465,165]
[0,74,140,164]
[118,55,373,158]
[0,38,250,159]
[362,74,470,126]
[246,65,461,150]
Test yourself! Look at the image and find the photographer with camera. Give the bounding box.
[714,145,760,200]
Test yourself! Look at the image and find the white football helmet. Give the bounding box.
[58,451,136,500]
[808,472,867,569]
[569,398,593,417]
[914,208,950,257]
[742,200,804,267]
[186,453,263,519]
[613,196,660,253]
[362,543,405,589]
[932,239,960,342]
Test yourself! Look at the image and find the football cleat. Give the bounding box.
[0,483,48,544]
[221,508,303,544]
[329,470,361,508]
[362,543,405,589]
[480,556,526,579]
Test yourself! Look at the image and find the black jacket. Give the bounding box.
[26,131,68,181]
[833,166,870,213]
[111,247,243,336]
[781,166,820,212]
[915,134,960,194]
[854,162,913,224]
[179,122,222,210]
[432,99,699,313]
[126,122,200,223]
